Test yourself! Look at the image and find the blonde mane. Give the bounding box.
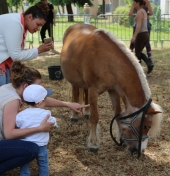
[149,102,164,137]
[94,29,151,100]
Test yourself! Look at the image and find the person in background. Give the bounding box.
[0,61,89,175]
[129,0,154,74]
[0,2,53,86]
[40,0,56,46]
[16,84,58,176]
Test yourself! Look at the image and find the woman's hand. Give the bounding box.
[38,41,54,54]
[131,36,136,43]
[38,115,55,132]
[67,103,90,115]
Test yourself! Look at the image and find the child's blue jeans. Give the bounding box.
[20,145,49,176]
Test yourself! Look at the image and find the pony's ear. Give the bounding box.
[147,107,162,115]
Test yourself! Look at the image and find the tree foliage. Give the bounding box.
[50,0,93,7]
[26,0,39,5]
[123,0,133,7]
[0,0,9,14]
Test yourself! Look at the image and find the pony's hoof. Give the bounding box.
[88,148,98,153]
[70,118,78,122]
[84,115,89,119]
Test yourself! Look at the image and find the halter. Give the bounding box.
[110,98,152,158]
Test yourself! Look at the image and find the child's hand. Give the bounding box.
[39,115,55,132]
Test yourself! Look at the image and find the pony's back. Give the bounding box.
[61,24,149,107]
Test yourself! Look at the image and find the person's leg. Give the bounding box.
[130,26,136,52]
[145,42,152,59]
[135,32,153,74]
[37,146,49,176]
[145,24,152,59]
[146,24,154,73]
[135,32,147,62]
[0,140,39,175]
[0,69,6,86]
[40,24,47,43]
[50,23,54,42]
[20,162,30,176]
[50,23,54,49]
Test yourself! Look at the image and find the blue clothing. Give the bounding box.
[20,146,48,176]
[0,68,10,86]
[0,140,39,175]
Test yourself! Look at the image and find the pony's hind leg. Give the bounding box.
[87,88,100,153]
[70,85,79,122]
[83,89,90,119]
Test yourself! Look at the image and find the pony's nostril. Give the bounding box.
[128,147,138,153]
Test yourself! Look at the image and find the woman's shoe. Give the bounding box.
[147,61,154,74]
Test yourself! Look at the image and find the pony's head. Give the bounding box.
[112,101,163,157]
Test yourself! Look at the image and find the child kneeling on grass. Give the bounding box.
[16,84,58,176]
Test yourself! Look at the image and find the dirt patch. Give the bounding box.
[4,48,170,176]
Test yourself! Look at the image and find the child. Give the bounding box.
[16,84,58,176]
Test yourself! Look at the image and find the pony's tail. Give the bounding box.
[148,103,164,137]
[67,84,85,103]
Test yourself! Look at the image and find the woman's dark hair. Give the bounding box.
[24,2,49,21]
[134,0,146,6]
[10,61,41,88]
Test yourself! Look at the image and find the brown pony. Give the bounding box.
[60,24,163,155]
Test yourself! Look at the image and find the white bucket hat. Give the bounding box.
[23,84,47,104]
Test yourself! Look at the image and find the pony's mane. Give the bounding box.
[94,29,151,100]
[149,102,164,137]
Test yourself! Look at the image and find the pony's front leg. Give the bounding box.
[108,90,122,141]
[70,85,79,122]
[108,89,121,115]
[87,88,100,153]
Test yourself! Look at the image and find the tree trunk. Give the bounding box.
[0,0,9,15]
[66,4,74,22]
[102,0,105,14]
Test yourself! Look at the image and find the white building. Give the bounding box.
[57,0,169,16]
[160,0,170,14]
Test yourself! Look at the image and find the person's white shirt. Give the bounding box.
[16,108,58,146]
[0,13,38,64]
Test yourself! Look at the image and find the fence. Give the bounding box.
[26,14,170,48]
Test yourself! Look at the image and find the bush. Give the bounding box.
[113,6,133,27]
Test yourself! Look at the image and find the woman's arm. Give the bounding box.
[131,10,143,43]
[3,99,54,139]
[45,97,90,114]
[144,0,153,16]
[129,2,136,17]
